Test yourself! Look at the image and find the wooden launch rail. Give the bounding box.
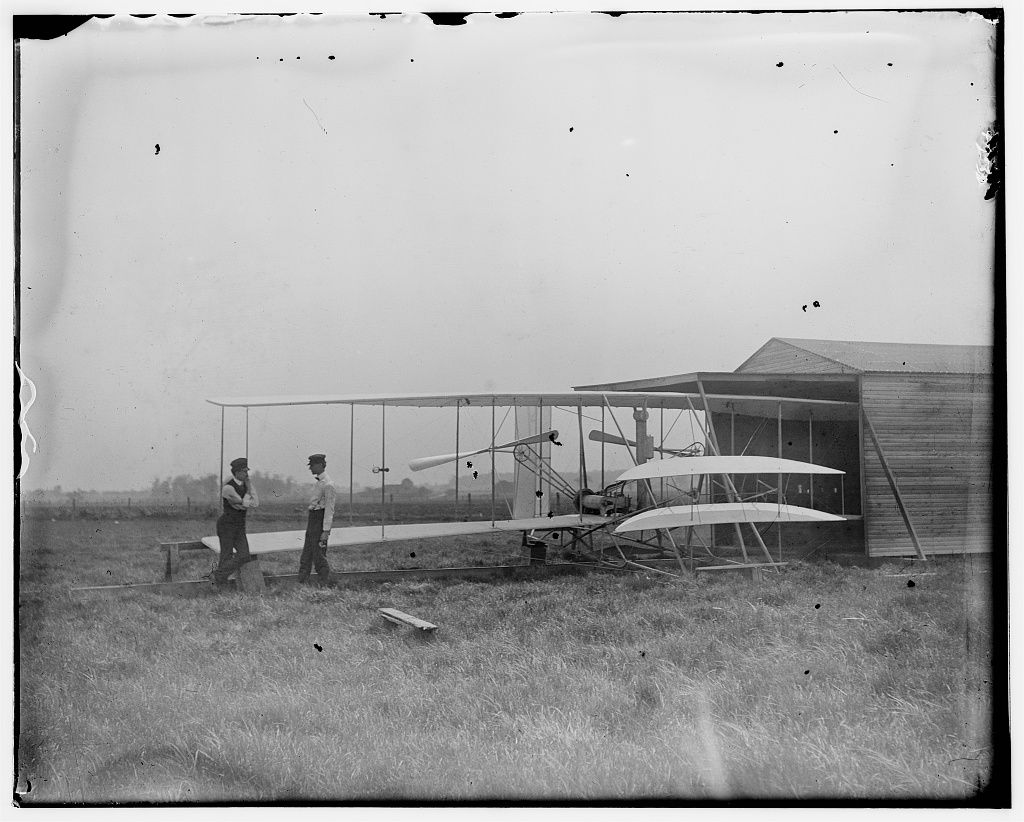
[71,561,636,596]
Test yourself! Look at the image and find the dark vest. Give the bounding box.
[221,478,248,525]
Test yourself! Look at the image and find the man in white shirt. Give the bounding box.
[298,453,335,584]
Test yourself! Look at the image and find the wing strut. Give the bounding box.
[602,395,686,573]
[693,382,778,567]
[490,400,496,526]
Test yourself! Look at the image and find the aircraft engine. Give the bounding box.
[573,487,631,516]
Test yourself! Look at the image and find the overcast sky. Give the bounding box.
[16,9,998,492]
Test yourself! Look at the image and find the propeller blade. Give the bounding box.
[588,430,636,447]
[588,429,701,458]
[409,430,560,472]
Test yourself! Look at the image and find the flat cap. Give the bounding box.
[229,457,249,472]
[307,453,327,465]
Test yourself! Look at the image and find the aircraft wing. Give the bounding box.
[204,390,858,420]
[615,503,845,532]
[201,514,608,555]
[615,455,844,483]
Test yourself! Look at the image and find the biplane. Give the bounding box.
[191,388,851,581]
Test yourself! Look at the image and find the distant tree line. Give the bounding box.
[149,472,310,501]
[22,470,525,504]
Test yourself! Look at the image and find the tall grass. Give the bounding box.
[17,518,997,802]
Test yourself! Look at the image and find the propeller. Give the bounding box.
[409,429,560,472]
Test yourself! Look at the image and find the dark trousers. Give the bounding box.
[298,508,330,583]
[214,517,251,584]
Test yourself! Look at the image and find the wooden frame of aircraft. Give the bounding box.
[194,388,855,580]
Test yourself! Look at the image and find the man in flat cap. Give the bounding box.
[299,453,335,584]
[212,457,260,588]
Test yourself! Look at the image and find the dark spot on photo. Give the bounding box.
[907,580,916,588]
[313,643,323,652]
[776,61,784,67]
[409,551,416,558]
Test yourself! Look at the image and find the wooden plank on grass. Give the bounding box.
[695,562,789,572]
[379,608,437,631]
[694,562,789,583]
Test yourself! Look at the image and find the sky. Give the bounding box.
[15,8,1000,493]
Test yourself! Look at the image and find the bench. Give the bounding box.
[160,540,209,581]
[378,608,438,632]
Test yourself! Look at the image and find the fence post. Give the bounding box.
[187,497,191,514]
[72,497,76,519]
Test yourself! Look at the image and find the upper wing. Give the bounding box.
[205,390,858,420]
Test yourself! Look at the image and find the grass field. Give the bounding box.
[17,514,1001,803]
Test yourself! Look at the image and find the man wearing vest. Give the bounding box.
[299,453,335,585]
[212,457,259,588]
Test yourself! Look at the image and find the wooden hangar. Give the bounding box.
[576,336,994,559]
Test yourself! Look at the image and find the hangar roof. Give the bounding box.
[572,371,860,403]
[739,337,993,374]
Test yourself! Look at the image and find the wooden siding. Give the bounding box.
[861,374,993,557]
[738,339,855,374]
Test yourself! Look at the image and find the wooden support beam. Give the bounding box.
[379,608,437,632]
[861,408,928,561]
[160,540,209,581]
[160,540,208,552]
[165,544,178,581]
[71,579,227,596]
[694,561,789,583]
